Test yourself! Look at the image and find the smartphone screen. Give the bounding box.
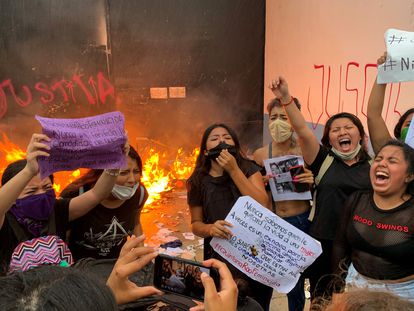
[289,165,310,193]
[153,254,219,301]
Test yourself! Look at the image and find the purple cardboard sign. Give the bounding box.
[35,111,127,179]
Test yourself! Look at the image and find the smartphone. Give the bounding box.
[154,254,220,301]
[289,165,310,193]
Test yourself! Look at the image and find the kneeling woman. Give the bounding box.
[0,134,123,275]
[187,123,273,310]
[333,140,414,302]
[61,146,147,260]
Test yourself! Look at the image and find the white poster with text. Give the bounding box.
[211,196,322,293]
[378,28,414,84]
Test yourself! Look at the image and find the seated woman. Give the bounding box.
[60,146,148,260]
[368,52,414,154]
[187,123,272,311]
[0,133,124,275]
[333,140,414,302]
[253,97,313,311]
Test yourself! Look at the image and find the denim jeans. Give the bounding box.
[283,210,311,311]
[346,263,414,303]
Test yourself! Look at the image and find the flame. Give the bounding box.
[0,133,26,175]
[141,148,171,205]
[53,169,87,196]
[0,133,86,196]
[0,132,199,204]
[168,147,199,180]
[141,147,199,206]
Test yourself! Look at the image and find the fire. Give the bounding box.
[0,133,26,175]
[141,147,199,205]
[53,169,86,195]
[168,147,200,181]
[141,148,171,206]
[0,132,199,205]
[0,133,86,195]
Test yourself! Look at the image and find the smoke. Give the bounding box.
[0,0,265,161]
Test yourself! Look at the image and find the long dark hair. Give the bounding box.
[321,112,370,161]
[1,159,54,186]
[187,123,245,188]
[60,146,142,198]
[394,108,414,139]
[377,140,414,196]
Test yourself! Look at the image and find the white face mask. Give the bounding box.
[111,183,139,200]
[268,119,293,143]
[331,144,362,161]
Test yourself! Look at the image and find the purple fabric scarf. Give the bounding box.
[9,190,56,236]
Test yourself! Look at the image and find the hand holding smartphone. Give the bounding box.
[289,165,310,193]
[154,254,220,301]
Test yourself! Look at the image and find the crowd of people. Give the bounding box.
[0,52,414,310]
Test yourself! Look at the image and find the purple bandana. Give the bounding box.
[9,189,56,236]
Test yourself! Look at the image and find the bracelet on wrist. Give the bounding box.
[104,169,120,177]
[281,96,294,106]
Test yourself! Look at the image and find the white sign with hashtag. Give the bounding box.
[377,29,414,84]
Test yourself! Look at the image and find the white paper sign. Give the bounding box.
[377,28,414,84]
[263,155,312,202]
[211,196,322,293]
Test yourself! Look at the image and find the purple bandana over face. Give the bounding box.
[9,189,56,237]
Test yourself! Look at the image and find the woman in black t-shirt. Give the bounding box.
[333,140,414,302]
[0,133,123,275]
[269,76,372,304]
[61,146,148,260]
[187,123,272,311]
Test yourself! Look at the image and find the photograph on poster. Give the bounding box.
[264,155,312,202]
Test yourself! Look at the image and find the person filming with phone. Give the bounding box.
[0,234,238,311]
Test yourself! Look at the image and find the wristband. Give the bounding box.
[281,96,294,106]
[104,169,120,177]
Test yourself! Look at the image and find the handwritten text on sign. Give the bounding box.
[211,196,322,293]
[378,28,414,84]
[36,111,127,179]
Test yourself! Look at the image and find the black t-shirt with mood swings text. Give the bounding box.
[333,190,414,280]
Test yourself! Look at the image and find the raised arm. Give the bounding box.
[67,169,119,221]
[367,53,391,154]
[270,76,320,165]
[68,143,130,221]
[0,134,50,228]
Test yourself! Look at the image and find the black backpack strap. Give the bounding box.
[5,213,30,241]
